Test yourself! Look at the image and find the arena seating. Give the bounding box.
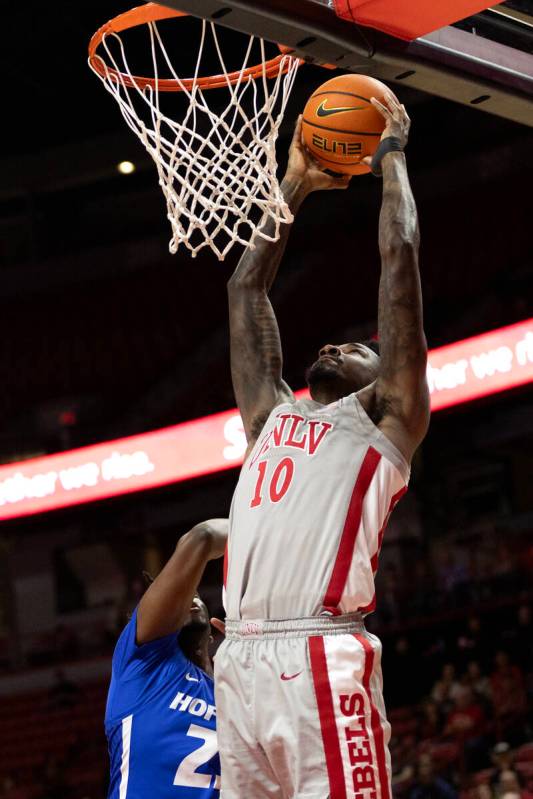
[0,681,108,798]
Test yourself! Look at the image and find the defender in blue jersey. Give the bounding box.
[106,518,228,799]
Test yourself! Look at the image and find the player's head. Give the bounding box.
[142,571,212,671]
[177,592,212,670]
[306,340,380,398]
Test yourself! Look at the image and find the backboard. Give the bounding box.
[155,0,533,127]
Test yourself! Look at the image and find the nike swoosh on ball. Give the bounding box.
[316,100,364,117]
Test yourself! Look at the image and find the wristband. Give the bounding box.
[371,136,404,177]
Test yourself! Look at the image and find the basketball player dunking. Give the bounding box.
[215,92,430,798]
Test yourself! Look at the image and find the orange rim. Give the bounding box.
[89,2,299,92]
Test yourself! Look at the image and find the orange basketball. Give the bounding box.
[302,74,389,175]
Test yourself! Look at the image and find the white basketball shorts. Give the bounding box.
[214,614,392,799]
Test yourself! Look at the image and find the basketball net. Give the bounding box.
[89,5,300,260]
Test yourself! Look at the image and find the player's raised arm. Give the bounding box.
[136,519,228,645]
[366,93,430,462]
[228,116,350,450]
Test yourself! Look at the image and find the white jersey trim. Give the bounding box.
[120,714,133,799]
[351,393,410,484]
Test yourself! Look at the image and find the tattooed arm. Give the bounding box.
[365,94,430,462]
[228,117,350,451]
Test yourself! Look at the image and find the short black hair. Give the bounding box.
[361,339,380,357]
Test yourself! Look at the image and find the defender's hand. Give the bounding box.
[284,115,351,194]
[362,92,410,166]
[210,618,226,636]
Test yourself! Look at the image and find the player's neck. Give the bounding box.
[309,386,343,405]
[184,642,213,677]
[196,645,213,677]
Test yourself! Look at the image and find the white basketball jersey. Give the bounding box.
[224,393,410,620]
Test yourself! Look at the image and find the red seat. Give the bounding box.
[389,706,415,722]
[516,743,533,763]
[428,742,461,766]
[516,762,533,778]
[393,718,419,736]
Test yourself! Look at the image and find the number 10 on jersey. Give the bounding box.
[250,457,295,508]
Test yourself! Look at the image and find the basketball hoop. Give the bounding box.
[89,3,301,260]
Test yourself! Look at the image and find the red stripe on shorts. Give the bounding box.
[323,447,381,609]
[309,636,347,799]
[355,634,391,799]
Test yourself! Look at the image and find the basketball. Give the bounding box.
[302,74,389,175]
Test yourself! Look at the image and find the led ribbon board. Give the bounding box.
[0,319,531,520]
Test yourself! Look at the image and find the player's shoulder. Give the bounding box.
[106,620,204,726]
[112,607,186,680]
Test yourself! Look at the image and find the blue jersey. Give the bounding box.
[105,608,220,799]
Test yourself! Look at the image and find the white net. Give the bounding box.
[89,11,300,260]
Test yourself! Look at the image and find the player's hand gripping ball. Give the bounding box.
[302,74,389,175]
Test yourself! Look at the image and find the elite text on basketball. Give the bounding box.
[311,134,362,155]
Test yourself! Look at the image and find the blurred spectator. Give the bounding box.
[464,660,492,705]
[489,742,518,790]
[456,616,490,668]
[408,754,458,799]
[435,550,470,604]
[48,667,81,710]
[444,686,486,737]
[474,785,493,799]
[432,664,462,711]
[491,741,514,772]
[418,699,444,741]
[494,769,533,799]
[444,686,488,770]
[490,652,527,741]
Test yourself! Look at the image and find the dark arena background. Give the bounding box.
[1,1,533,798]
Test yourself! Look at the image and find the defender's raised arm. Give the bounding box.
[228,117,350,451]
[136,518,228,645]
[369,93,430,462]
